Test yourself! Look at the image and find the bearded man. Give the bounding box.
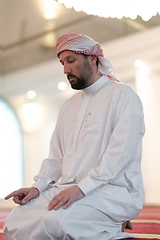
[4,33,145,240]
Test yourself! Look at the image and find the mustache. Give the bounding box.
[67,73,78,80]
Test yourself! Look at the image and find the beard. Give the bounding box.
[67,74,88,90]
[67,59,93,90]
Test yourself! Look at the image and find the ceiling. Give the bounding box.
[1,0,160,75]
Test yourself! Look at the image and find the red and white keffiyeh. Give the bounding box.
[56,33,117,81]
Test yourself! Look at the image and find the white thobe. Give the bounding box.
[4,76,145,240]
[33,75,145,197]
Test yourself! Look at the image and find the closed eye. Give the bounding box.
[59,56,76,66]
[68,59,75,63]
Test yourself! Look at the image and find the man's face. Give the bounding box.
[59,50,94,90]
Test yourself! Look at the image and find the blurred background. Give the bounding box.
[0,0,160,209]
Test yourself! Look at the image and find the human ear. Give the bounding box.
[90,55,97,66]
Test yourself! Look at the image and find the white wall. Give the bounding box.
[1,26,160,208]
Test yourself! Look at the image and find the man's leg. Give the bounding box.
[43,198,134,240]
[42,183,138,240]
[44,202,119,239]
[3,186,61,240]
[4,183,138,240]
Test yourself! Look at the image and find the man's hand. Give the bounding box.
[48,185,85,211]
[5,187,39,205]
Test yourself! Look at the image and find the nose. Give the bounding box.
[64,63,71,75]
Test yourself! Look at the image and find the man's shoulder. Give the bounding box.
[111,81,143,111]
[106,79,134,97]
[110,80,132,91]
[105,80,142,108]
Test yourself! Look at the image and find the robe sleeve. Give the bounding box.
[77,85,145,195]
[32,108,64,193]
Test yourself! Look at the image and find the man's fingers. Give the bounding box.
[53,197,68,210]
[48,198,59,210]
[5,188,38,205]
[48,186,85,211]
[22,192,33,204]
[21,188,39,204]
[13,196,24,205]
[63,199,72,209]
[5,194,12,200]
[5,190,18,200]
[18,194,26,200]
[5,188,28,200]
[48,196,65,211]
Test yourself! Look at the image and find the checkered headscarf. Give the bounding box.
[56,33,117,81]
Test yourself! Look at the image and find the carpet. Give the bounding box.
[0,210,10,240]
[124,206,160,240]
[0,206,159,240]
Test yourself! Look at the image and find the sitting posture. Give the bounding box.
[4,33,145,240]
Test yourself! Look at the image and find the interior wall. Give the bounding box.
[1,26,160,208]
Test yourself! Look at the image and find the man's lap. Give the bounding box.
[3,184,137,239]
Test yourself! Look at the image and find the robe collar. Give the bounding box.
[83,75,109,96]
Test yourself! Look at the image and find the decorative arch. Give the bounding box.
[0,98,23,199]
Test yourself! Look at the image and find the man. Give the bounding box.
[4,33,145,240]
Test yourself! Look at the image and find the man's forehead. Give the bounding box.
[58,50,81,61]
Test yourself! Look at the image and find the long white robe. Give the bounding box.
[4,76,145,240]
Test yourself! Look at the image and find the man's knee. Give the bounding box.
[44,208,83,239]
[44,210,66,238]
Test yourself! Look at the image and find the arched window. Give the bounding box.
[0,98,23,199]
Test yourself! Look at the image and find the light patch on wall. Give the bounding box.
[42,0,59,19]
[137,66,150,77]
[135,60,151,98]
[136,65,151,101]
[27,90,37,100]
[20,103,44,132]
[58,81,68,91]
[134,59,144,68]
[42,32,56,48]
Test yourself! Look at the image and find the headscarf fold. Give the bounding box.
[56,33,118,81]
